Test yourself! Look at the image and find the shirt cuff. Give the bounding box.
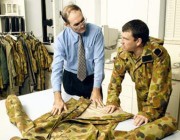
[53,84,61,93]
[93,80,101,88]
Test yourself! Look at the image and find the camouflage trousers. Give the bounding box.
[6,95,177,140]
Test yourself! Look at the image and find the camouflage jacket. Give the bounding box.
[0,38,17,90]
[6,95,177,140]
[1,35,52,92]
[0,43,9,89]
[106,41,172,122]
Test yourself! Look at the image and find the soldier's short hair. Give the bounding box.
[60,4,82,24]
[122,19,150,45]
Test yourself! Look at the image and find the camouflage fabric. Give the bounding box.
[0,43,9,89]
[24,35,53,90]
[6,95,177,140]
[0,34,52,96]
[6,95,133,140]
[112,116,177,140]
[106,40,172,122]
[149,36,164,46]
[5,35,26,87]
[0,38,17,90]
[17,33,53,91]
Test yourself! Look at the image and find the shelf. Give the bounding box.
[0,0,25,16]
[0,0,26,32]
[0,15,24,17]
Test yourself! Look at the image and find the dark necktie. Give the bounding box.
[77,34,86,81]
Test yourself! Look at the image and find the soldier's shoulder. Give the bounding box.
[149,36,164,46]
[150,43,168,58]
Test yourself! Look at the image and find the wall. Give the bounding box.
[24,0,166,40]
[100,0,165,39]
[101,0,149,29]
[164,0,180,62]
[76,0,101,26]
[147,0,166,39]
[25,0,77,42]
[164,44,180,63]
[164,0,180,44]
[75,0,166,39]
[25,0,43,41]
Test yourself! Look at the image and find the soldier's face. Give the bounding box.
[121,31,138,52]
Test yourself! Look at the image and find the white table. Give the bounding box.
[0,89,179,140]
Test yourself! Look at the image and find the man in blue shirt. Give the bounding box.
[51,4,105,115]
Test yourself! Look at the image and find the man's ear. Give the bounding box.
[136,38,142,46]
[64,23,69,27]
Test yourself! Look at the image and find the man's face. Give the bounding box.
[121,31,138,52]
[67,10,86,34]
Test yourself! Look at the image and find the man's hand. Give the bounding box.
[51,91,67,115]
[133,114,148,126]
[90,87,104,107]
[104,105,122,113]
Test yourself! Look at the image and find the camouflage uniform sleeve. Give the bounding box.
[106,47,126,107]
[138,49,172,121]
[112,116,177,139]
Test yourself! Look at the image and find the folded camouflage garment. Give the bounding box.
[6,95,177,140]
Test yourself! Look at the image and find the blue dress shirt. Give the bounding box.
[51,23,105,92]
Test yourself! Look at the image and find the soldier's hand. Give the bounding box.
[104,105,121,114]
[133,114,148,126]
[90,88,104,108]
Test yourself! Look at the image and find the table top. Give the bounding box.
[0,89,179,140]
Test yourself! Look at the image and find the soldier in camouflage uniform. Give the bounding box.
[105,19,172,126]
